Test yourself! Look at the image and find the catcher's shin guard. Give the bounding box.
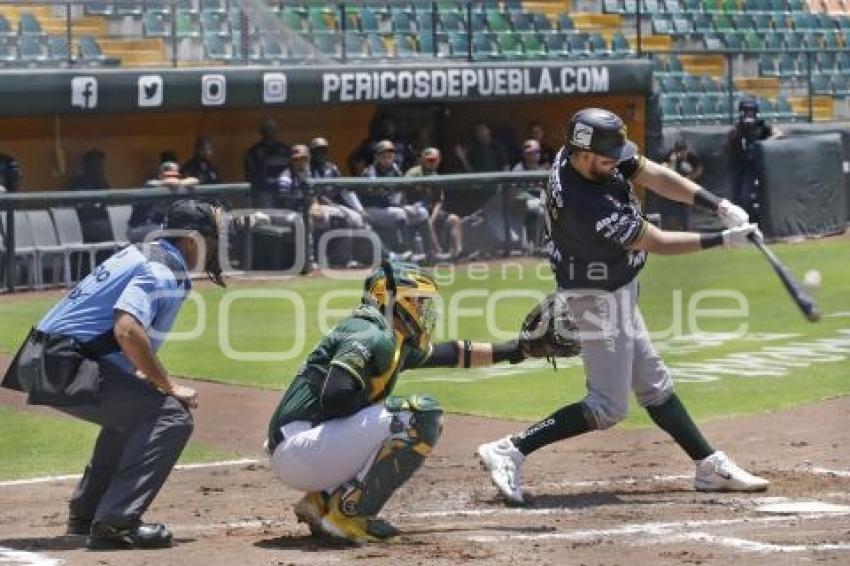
[337,395,443,519]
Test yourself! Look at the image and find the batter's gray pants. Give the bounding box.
[59,362,193,527]
[564,278,674,430]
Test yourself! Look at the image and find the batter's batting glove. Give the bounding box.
[519,293,581,369]
[717,199,749,229]
[722,223,759,248]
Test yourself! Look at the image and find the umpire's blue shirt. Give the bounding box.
[36,240,190,373]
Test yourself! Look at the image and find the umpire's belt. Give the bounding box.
[1,327,121,406]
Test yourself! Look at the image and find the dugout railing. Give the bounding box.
[0,170,548,293]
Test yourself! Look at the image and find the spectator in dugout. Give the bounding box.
[279,144,364,268]
[348,114,415,176]
[245,118,291,208]
[182,135,221,185]
[510,140,546,253]
[69,149,113,244]
[405,147,464,261]
[127,161,199,243]
[526,121,555,169]
[360,140,429,258]
[0,152,22,193]
[661,137,703,230]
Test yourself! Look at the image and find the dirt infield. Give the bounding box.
[0,369,848,565]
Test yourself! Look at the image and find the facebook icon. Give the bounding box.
[71,76,98,109]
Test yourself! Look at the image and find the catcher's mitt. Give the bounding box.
[519,293,581,368]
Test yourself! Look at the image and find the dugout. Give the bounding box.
[0,60,652,191]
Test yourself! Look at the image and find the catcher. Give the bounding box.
[478,107,769,505]
[266,261,573,544]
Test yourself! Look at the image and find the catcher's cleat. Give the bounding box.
[318,492,398,544]
[294,491,328,537]
[477,436,526,504]
[694,451,769,492]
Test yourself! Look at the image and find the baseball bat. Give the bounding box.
[747,233,821,322]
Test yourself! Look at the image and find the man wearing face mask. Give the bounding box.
[2,200,226,550]
[478,108,769,506]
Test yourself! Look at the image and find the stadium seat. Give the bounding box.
[733,14,754,31]
[587,33,609,56]
[725,32,745,51]
[837,51,850,74]
[652,55,667,75]
[523,33,546,57]
[510,11,532,32]
[18,35,47,65]
[604,0,624,13]
[823,32,840,49]
[18,13,45,37]
[344,32,368,59]
[441,12,466,33]
[831,74,850,96]
[175,10,201,38]
[415,10,434,32]
[496,32,523,58]
[313,32,340,57]
[0,41,16,65]
[812,73,832,94]
[487,11,510,32]
[391,11,413,33]
[777,52,801,77]
[115,3,144,17]
[667,54,685,75]
[816,52,836,74]
[360,8,380,33]
[659,95,682,124]
[679,96,703,124]
[542,33,569,58]
[308,7,337,32]
[682,74,704,92]
[505,0,524,10]
[752,14,774,33]
[642,0,661,13]
[394,33,419,56]
[764,33,784,50]
[721,0,740,12]
[203,34,230,60]
[774,96,797,120]
[611,32,634,56]
[702,33,724,49]
[260,36,287,61]
[566,33,591,58]
[366,33,388,57]
[280,8,305,32]
[558,14,575,31]
[802,31,824,49]
[664,0,683,13]
[744,31,765,50]
[759,53,779,76]
[79,36,111,65]
[0,212,38,289]
[652,16,672,35]
[473,34,501,59]
[470,12,487,33]
[143,11,169,37]
[532,13,552,31]
[713,14,734,33]
[49,208,120,282]
[47,35,70,63]
[201,10,230,37]
[25,210,72,288]
[693,13,714,34]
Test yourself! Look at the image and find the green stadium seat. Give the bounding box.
[496,32,523,58]
[703,0,722,12]
[487,11,510,32]
[308,7,337,32]
[722,0,741,11]
[725,31,744,50]
[201,10,230,37]
[713,14,734,32]
[280,8,305,32]
[175,10,201,38]
[744,30,765,49]
[523,32,546,57]
[733,14,755,30]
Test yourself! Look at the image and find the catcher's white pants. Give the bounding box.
[270,403,412,493]
[565,278,674,430]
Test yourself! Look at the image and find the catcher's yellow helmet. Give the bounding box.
[364,262,439,348]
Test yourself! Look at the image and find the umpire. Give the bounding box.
[1,199,225,549]
[478,108,769,504]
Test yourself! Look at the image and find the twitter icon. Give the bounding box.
[138,75,163,108]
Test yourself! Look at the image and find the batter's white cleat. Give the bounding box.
[477,436,526,504]
[694,451,769,492]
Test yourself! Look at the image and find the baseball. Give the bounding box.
[803,269,822,289]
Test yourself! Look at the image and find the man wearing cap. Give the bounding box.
[1,200,226,549]
[360,140,429,256]
[728,98,782,221]
[405,148,464,260]
[478,108,769,506]
[510,140,546,253]
[127,162,199,243]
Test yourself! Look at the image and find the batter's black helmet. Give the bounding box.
[738,97,760,123]
[165,199,221,239]
[565,108,637,162]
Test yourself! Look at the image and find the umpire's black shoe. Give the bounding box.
[87,521,173,550]
[66,514,92,536]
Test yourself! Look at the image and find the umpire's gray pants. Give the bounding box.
[564,278,673,430]
[58,362,193,527]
